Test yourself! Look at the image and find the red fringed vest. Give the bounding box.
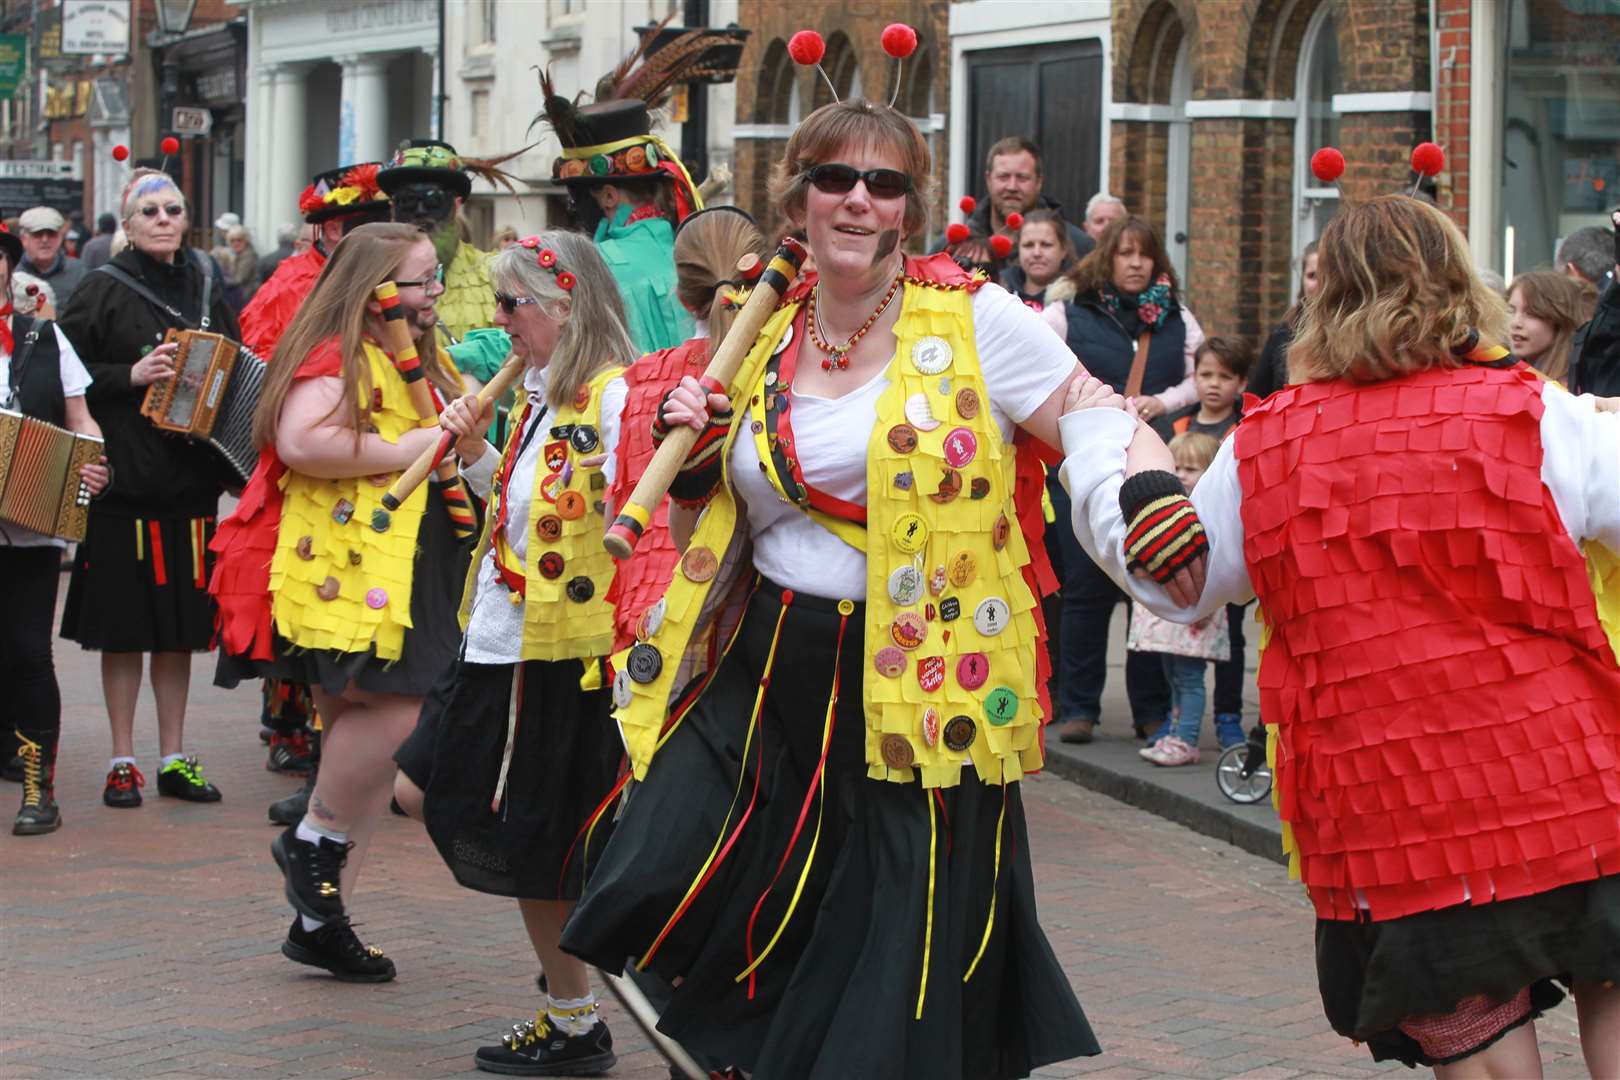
[1235,364,1620,921]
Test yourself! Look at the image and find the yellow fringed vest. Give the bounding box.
[268,340,445,660]
[458,366,624,664]
[612,273,1045,789]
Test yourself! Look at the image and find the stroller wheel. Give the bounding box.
[1215,743,1272,804]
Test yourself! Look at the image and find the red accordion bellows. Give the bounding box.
[1235,364,1620,921]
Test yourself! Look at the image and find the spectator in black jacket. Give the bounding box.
[57,168,239,811]
[1571,208,1620,397]
[1248,241,1320,399]
[941,136,1092,269]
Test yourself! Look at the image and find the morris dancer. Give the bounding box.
[212,222,469,981]
[391,232,638,1074]
[1063,192,1620,1076]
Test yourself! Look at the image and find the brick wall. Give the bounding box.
[732,1,949,246]
[1110,0,1434,344]
[1433,0,1472,234]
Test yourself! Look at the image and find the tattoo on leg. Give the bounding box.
[311,794,337,822]
[872,229,899,268]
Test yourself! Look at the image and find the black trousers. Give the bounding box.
[1045,474,1170,727]
[1213,602,1248,717]
[0,546,64,749]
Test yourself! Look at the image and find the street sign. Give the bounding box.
[172,106,212,135]
[0,160,81,180]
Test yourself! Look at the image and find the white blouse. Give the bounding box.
[730,283,1076,599]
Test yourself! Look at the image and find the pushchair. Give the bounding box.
[1215,721,1272,804]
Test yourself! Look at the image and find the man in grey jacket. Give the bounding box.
[18,206,88,305]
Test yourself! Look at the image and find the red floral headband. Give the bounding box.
[518,236,574,291]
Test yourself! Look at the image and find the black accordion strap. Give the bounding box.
[1,319,43,412]
[94,249,214,331]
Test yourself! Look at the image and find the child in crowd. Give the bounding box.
[1176,335,1252,440]
[1127,433,1230,766]
[1002,208,1074,310]
[1506,270,1598,387]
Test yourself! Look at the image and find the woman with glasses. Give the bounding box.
[57,168,241,810]
[211,222,469,981]
[390,232,640,1075]
[559,98,1201,1079]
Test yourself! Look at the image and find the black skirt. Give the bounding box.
[61,509,218,653]
[215,483,469,699]
[560,579,1099,1080]
[395,655,624,900]
[1316,874,1620,1066]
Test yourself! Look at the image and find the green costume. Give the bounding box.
[594,204,692,354]
[438,240,498,345]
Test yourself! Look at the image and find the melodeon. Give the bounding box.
[0,409,102,542]
[140,330,266,483]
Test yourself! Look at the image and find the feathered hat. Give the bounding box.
[534,18,729,222]
[299,162,390,226]
[376,139,523,201]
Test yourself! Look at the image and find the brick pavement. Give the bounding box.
[0,597,1589,1079]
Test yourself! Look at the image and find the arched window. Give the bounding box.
[755,39,795,124]
[818,31,861,108]
[1292,4,1342,274]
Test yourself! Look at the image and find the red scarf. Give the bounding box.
[0,305,14,360]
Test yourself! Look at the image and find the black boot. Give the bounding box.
[12,735,60,836]
[281,916,396,982]
[269,773,314,826]
[271,823,350,922]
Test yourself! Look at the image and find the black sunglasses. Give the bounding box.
[805,163,912,200]
[139,203,185,219]
[494,291,538,315]
[392,186,455,217]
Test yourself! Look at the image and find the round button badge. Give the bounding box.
[880,733,916,770]
[943,715,977,752]
[569,424,600,453]
[891,513,928,554]
[890,612,928,651]
[538,552,565,580]
[612,667,633,709]
[948,550,978,589]
[886,424,919,454]
[316,576,340,601]
[970,476,992,501]
[873,646,908,678]
[984,687,1019,726]
[887,565,924,606]
[681,546,719,583]
[626,643,663,683]
[295,535,314,561]
[931,468,962,504]
[955,387,981,421]
[573,384,591,410]
[540,472,563,503]
[973,597,1010,636]
[566,576,595,602]
[536,515,564,542]
[637,597,666,641]
[992,513,1012,551]
[911,336,952,375]
[365,587,388,610]
[921,707,941,748]
[956,652,989,691]
[556,491,587,521]
[942,427,978,469]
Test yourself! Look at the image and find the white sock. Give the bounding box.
[547,994,598,1036]
[109,756,136,771]
[159,752,184,769]
[299,913,326,932]
[296,819,346,846]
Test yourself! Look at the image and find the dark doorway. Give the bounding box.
[964,39,1104,225]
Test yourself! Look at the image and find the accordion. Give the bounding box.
[140,330,266,483]
[0,409,102,542]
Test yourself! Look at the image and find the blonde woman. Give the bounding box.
[390,231,639,1073]
[212,222,468,981]
[1064,194,1620,1076]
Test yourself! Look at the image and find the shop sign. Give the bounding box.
[0,34,25,100]
[62,0,130,56]
[172,106,213,135]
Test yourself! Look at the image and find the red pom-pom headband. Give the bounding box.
[790,24,919,109]
[1309,141,1446,196]
[518,236,574,291]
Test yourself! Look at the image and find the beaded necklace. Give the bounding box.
[806,269,904,373]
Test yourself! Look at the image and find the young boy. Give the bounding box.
[1176,335,1253,440]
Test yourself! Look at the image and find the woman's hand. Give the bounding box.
[661,375,732,432]
[1062,374,1126,415]
[128,342,179,388]
[80,455,110,496]
[1593,395,1620,414]
[1134,396,1166,421]
[439,393,492,465]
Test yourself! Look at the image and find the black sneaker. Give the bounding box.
[475,1016,615,1076]
[271,824,350,922]
[102,763,145,808]
[266,729,315,776]
[281,916,396,982]
[156,756,222,802]
[269,776,313,826]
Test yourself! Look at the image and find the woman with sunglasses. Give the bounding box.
[211,222,468,981]
[560,98,1201,1079]
[389,231,641,1074]
[57,168,241,810]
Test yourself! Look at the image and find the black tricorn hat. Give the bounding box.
[301,163,390,225]
[377,140,473,199]
[0,223,22,267]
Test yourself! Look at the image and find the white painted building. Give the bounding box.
[441,0,740,245]
[237,0,439,245]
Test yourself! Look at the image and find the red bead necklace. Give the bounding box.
[806,271,904,373]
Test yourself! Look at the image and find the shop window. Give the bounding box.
[1499,0,1620,277]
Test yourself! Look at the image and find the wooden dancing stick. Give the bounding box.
[372,281,480,539]
[603,237,808,560]
[380,354,526,514]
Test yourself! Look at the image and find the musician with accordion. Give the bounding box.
[57,167,239,810]
[0,222,108,836]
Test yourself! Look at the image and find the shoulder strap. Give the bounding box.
[1,320,43,411]
[192,249,213,329]
[94,252,213,330]
[1124,331,1152,399]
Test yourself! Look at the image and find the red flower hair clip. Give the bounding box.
[519,237,573,290]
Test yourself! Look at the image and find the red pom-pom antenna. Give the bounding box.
[958,195,976,215]
[1410,141,1444,177]
[989,234,1013,259]
[160,136,180,156]
[1310,146,1345,184]
[945,222,969,246]
[1005,212,1024,231]
[111,144,129,162]
[788,30,825,66]
[881,23,918,59]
